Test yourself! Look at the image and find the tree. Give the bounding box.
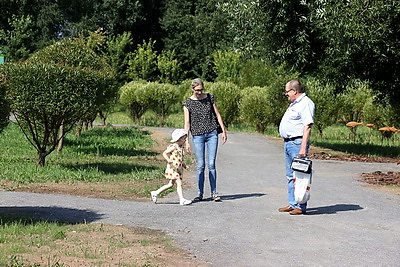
[160,0,229,79]
[157,49,182,84]
[26,33,118,129]
[2,63,113,167]
[126,39,158,81]
[0,78,9,134]
[0,15,36,62]
[260,0,320,73]
[119,81,149,124]
[314,0,400,105]
[107,32,134,83]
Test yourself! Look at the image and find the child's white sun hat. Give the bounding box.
[170,129,188,142]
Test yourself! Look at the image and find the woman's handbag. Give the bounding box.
[291,157,312,174]
[207,94,223,134]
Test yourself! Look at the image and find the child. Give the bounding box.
[150,129,192,205]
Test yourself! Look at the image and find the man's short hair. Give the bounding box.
[289,79,303,93]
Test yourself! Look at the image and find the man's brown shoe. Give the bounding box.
[278,205,294,212]
[289,208,306,215]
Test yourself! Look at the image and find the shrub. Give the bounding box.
[240,86,271,133]
[126,39,158,81]
[304,78,339,137]
[2,63,110,166]
[338,80,374,122]
[208,81,241,127]
[119,80,149,124]
[212,50,242,83]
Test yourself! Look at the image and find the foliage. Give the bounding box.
[237,59,277,88]
[107,32,134,83]
[260,0,319,73]
[363,97,400,131]
[0,15,36,62]
[314,0,400,104]
[157,50,182,84]
[240,86,271,133]
[207,81,241,127]
[338,80,374,123]
[1,63,113,167]
[145,82,180,126]
[0,82,9,134]
[212,50,242,83]
[126,39,158,81]
[304,78,339,137]
[119,81,180,126]
[26,34,118,122]
[160,0,230,79]
[217,0,266,57]
[119,80,149,124]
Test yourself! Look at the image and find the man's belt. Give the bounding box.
[283,136,303,142]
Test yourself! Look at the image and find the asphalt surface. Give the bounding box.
[1,129,399,266]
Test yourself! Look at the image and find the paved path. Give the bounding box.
[1,130,399,266]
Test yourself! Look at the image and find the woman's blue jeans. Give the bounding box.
[284,138,309,211]
[192,130,218,196]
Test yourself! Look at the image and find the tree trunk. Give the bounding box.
[76,121,83,136]
[98,111,106,126]
[38,150,46,167]
[57,122,64,154]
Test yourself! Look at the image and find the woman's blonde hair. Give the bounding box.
[191,78,204,89]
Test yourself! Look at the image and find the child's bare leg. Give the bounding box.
[155,180,175,195]
[175,179,184,200]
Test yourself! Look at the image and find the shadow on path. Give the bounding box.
[306,204,363,215]
[220,193,266,201]
[0,206,104,224]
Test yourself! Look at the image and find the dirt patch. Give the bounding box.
[360,171,400,186]
[308,149,400,187]
[268,136,400,187]
[6,223,208,266]
[309,151,399,163]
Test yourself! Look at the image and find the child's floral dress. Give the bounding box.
[165,143,186,180]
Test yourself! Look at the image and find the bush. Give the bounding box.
[119,80,149,124]
[240,86,271,133]
[338,80,374,122]
[2,63,110,166]
[304,78,339,137]
[119,81,180,126]
[208,81,241,127]
[212,50,242,83]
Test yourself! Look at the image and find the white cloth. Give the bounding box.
[279,93,315,139]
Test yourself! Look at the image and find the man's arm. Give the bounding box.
[298,124,312,158]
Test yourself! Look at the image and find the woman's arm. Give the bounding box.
[213,103,227,144]
[183,106,192,152]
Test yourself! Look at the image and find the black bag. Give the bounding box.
[207,94,223,134]
[291,157,312,174]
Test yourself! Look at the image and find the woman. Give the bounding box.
[183,78,227,202]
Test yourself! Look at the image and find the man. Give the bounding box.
[278,79,315,215]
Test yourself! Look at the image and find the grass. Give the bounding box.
[0,216,182,266]
[0,123,166,197]
[311,124,400,158]
[103,105,400,158]
[1,107,397,265]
